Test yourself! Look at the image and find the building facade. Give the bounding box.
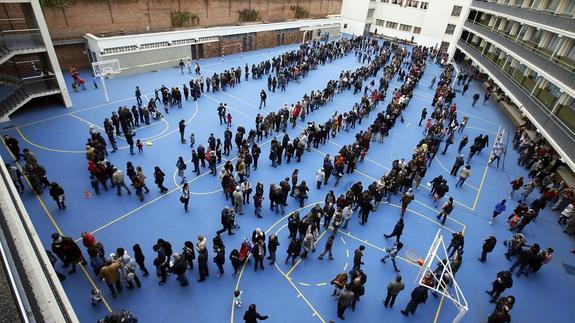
[340,0,472,57]
[454,0,575,170]
[0,0,71,122]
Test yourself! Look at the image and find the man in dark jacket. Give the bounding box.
[51,233,86,274]
[384,218,404,243]
[450,154,465,176]
[401,285,429,316]
[352,245,365,271]
[486,271,513,302]
[479,235,497,262]
[171,253,189,286]
[337,285,354,320]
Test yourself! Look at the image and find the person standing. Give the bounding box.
[490,199,507,224]
[337,285,354,320]
[486,271,513,303]
[181,183,190,212]
[457,136,468,154]
[384,218,404,243]
[401,285,429,316]
[479,235,497,262]
[381,242,403,272]
[472,92,480,107]
[318,234,335,260]
[456,165,471,188]
[400,188,414,217]
[436,197,454,225]
[112,168,131,196]
[267,234,279,265]
[98,259,122,297]
[214,245,225,277]
[196,235,209,282]
[135,86,142,106]
[418,108,427,127]
[171,253,189,286]
[352,245,365,271]
[3,135,23,160]
[179,120,186,144]
[252,240,265,272]
[462,83,469,95]
[176,156,187,184]
[153,166,168,193]
[259,90,267,109]
[49,182,66,210]
[508,177,523,199]
[243,304,269,323]
[384,275,405,308]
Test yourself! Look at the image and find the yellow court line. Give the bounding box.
[433,289,447,323]
[0,138,113,313]
[80,133,276,242]
[274,263,326,323]
[472,126,500,211]
[336,229,420,267]
[285,229,330,277]
[434,155,479,191]
[8,91,155,130]
[230,201,321,323]
[16,128,85,154]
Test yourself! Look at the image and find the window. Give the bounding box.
[451,5,462,16]
[413,27,422,34]
[344,23,348,29]
[376,19,385,26]
[399,24,412,32]
[367,8,375,18]
[391,0,403,5]
[381,0,390,3]
[440,41,450,52]
[406,0,419,7]
[386,21,398,29]
[445,24,456,35]
[420,2,429,9]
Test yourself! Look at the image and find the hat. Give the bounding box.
[51,233,60,240]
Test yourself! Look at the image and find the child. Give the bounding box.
[91,288,102,306]
[189,133,195,148]
[227,113,232,127]
[233,290,243,308]
[136,139,143,154]
[90,175,100,194]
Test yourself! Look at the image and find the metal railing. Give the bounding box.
[0,29,45,63]
[0,75,60,117]
[473,0,575,19]
[458,40,575,159]
[0,162,77,322]
[468,20,575,72]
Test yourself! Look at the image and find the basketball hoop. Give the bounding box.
[405,249,424,266]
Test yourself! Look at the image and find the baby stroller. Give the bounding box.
[238,238,253,265]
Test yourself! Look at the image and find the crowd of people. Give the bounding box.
[2,32,572,323]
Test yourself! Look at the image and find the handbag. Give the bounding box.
[180,196,186,203]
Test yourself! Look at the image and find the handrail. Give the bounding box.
[460,40,575,141]
[0,76,60,117]
[473,0,575,19]
[467,20,575,72]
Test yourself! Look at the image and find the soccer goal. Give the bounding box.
[92,59,121,102]
[415,230,469,323]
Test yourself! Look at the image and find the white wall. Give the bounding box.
[350,0,472,57]
[340,0,371,35]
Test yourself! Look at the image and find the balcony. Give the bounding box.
[464,21,575,95]
[0,75,61,122]
[457,40,575,170]
[0,29,46,65]
[471,0,575,37]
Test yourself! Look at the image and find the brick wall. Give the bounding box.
[41,0,342,40]
[54,43,90,70]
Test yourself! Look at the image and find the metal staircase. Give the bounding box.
[0,29,46,65]
[0,75,60,122]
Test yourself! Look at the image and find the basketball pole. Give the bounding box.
[100,76,110,102]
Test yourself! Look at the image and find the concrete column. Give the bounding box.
[555,36,571,57]
[556,0,568,14]
[551,91,569,114]
[530,76,542,96]
[538,30,551,48]
[29,0,72,108]
[551,35,563,58]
